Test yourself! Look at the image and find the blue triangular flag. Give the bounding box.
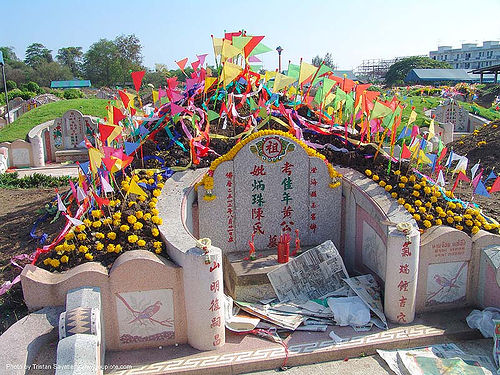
[397,126,411,141]
[79,161,89,176]
[485,170,497,181]
[426,153,437,167]
[139,125,149,136]
[475,180,491,198]
[446,151,455,169]
[124,141,140,156]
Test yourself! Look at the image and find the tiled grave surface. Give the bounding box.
[104,308,479,375]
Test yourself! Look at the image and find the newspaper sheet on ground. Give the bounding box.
[377,343,496,375]
[343,274,388,329]
[267,240,349,302]
[234,301,304,330]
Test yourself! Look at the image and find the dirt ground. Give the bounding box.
[0,188,65,334]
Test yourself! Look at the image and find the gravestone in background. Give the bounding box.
[198,131,342,254]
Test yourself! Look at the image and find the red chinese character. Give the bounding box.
[252,208,265,221]
[398,280,409,292]
[210,316,221,328]
[399,264,410,274]
[401,243,412,257]
[310,191,317,198]
[226,180,232,187]
[250,165,266,176]
[226,172,233,179]
[266,140,280,155]
[311,167,317,173]
[281,162,294,176]
[210,261,220,272]
[209,298,220,312]
[311,213,316,221]
[311,202,317,209]
[268,235,278,248]
[399,295,407,308]
[396,311,407,323]
[210,280,220,292]
[310,178,317,186]
[213,333,221,346]
[280,221,293,232]
[253,221,265,235]
[228,236,234,243]
[309,223,317,233]
[281,206,293,218]
[227,208,233,215]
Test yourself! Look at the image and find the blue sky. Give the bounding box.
[2,0,500,71]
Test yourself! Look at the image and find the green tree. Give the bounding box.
[385,56,452,86]
[312,52,335,68]
[56,47,83,77]
[24,43,53,68]
[0,46,19,64]
[114,34,143,85]
[83,39,121,86]
[31,61,72,87]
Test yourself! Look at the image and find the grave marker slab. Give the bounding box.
[198,130,342,254]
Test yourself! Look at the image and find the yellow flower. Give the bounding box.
[423,187,431,195]
[157,183,164,188]
[95,232,105,239]
[43,258,52,265]
[446,217,454,224]
[60,255,69,263]
[433,191,441,198]
[394,170,401,176]
[102,218,112,225]
[454,216,462,222]
[79,245,89,253]
[128,201,137,208]
[113,212,122,220]
[465,220,473,226]
[415,200,422,206]
[151,208,159,216]
[419,207,426,214]
[151,198,158,203]
[397,198,405,205]
[153,241,162,248]
[425,202,432,208]
[107,232,116,240]
[138,195,146,202]
[404,203,411,210]
[120,224,130,232]
[92,220,102,228]
[135,211,144,219]
[55,245,64,252]
[153,189,161,197]
[385,185,392,192]
[400,176,408,183]
[50,259,60,268]
[75,224,85,233]
[430,196,437,203]
[413,214,421,221]
[152,227,159,237]
[413,184,421,190]
[372,175,379,182]
[115,244,122,253]
[149,201,157,209]
[398,183,405,188]
[412,190,420,197]
[133,222,143,230]
[391,192,398,198]
[65,232,75,241]
[435,219,442,226]
[439,211,447,218]
[113,219,121,227]
[365,169,372,176]
[423,220,432,228]
[83,219,92,227]
[128,235,138,243]
[96,242,104,251]
[143,213,152,220]
[127,215,137,224]
[409,175,416,183]
[137,239,146,247]
[152,216,162,225]
[91,210,102,218]
[85,253,94,261]
[107,244,115,253]
[379,180,386,188]
[155,248,162,254]
[455,225,464,231]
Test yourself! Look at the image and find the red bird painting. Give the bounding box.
[129,301,162,325]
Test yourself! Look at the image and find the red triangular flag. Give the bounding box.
[490,176,500,193]
[113,106,126,125]
[131,71,145,92]
[401,142,412,159]
[176,58,188,71]
[191,60,200,70]
[102,157,117,172]
[121,154,134,169]
[118,90,130,108]
[130,107,136,116]
[452,171,470,192]
[244,35,265,57]
[99,124,116,143]
[92,192,110,209]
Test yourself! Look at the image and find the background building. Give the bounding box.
[429,41,500,70]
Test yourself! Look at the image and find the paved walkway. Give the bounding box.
[245,338,495,374]
[10,164,79,178]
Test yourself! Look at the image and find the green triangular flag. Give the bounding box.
[207,110,220,122]
[287,63,300,80]
[249,97,257,111]
[249,43,272,56]
[312,64,333,85]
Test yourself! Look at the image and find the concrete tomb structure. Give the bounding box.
[0,109,97,169]
[18,130,500,358]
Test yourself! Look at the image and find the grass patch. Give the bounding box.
[400,95,441,128]
[0,99,108,142]
[0,172,75,189]
[456,102,500,122]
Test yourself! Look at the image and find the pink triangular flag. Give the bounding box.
[158,87,167,99]
[170,90,183,102]
[191,60,200,70]
[69,180,77,200]
[170,103,184,116]
[248,56,261,63]
[472,169,483,189]
[197,54,208,66]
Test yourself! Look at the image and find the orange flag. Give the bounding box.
[176,58,188,71]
